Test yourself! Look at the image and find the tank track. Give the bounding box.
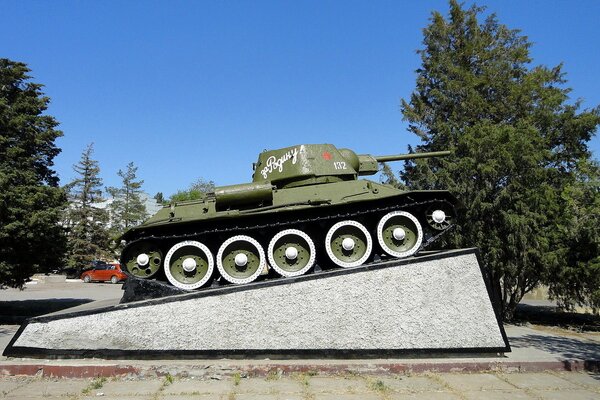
[121,196,456,288]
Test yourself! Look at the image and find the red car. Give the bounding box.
[81,262,127,284]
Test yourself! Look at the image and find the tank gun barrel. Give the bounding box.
[356,150,451,176]
[374,150,451,163]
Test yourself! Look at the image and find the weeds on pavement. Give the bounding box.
[81,377,107,395]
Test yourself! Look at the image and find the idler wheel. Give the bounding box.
[325,220,372,268]
[377,211,423,258]
[164,241,214,290]
[426,204,454,230]
[268,229,316,277]
[217,235,265,284]
[121,241,163,278]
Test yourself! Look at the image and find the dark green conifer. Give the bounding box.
[0,59,67,287]
[400,1,600,318]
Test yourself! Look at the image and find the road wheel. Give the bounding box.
[121,241,163,278]
[217,235,265,284]
[325,220,372,268]
[83,275,91,283]
[164,240,214,290]
[376,211,423,258]
[268,229,316,277]
[110,275,118,284]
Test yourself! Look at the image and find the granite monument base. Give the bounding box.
[4,248,510,359]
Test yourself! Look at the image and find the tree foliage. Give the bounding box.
[379,162,403,188]
[548,161,600,312]
[63,143,110,267]
[154,192,165,205]
[169,178,215,203]
[0,59,67,287]
[106,162,148,237]
[400,1,600,318]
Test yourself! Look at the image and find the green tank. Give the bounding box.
[120,144,458,290]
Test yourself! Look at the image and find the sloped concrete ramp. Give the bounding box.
[4,248,509,359]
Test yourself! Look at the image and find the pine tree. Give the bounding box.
[64,144,110,267]
[0,59,67,287]
[400,1,600,319]
[106,162,148,237]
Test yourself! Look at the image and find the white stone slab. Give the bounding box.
[8,249,509,357]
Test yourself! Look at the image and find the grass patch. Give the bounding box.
[265,369,281,381]
[151,374,176,400]
[293,372,310,388]
[163,373,174,386]
[232,372,241,386]
[81,377,107,395]
[368,379,391,393]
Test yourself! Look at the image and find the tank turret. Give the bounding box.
[120,143,459,291]
[251,144,449,188]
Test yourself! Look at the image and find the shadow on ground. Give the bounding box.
[510,334,600,361]
[0,299,94,324]
[514,304,600,332]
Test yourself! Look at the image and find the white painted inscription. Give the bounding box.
[333,161,347,170]
[261,148,299,179]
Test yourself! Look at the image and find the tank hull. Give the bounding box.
[120,180,459,289]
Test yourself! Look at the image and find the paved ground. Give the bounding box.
[2,276,124,301]
[1,279,599,399]
[0,279,123,324]
[1,370,599,399]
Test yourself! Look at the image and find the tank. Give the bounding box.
[120,144,459,290]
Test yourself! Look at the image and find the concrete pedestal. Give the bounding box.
[5,248,509,358]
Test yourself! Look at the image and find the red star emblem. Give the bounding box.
[322,151,332,160]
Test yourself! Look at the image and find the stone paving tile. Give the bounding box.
[234,394,306,400]
[387,392,462,399]
[87,378,164,396]
[305,376,369,394]
[163,378,235,395]
[5,397,72,400]
[235,377,304,394]
[530,389,600,400]
[3,372,600,400]
[7,378,88,398]
[555,372,600,390]
[0,378,31,398]
[162,395,231,400]
[312,394,383,400]
[82,396,155,400]
[501,372,581,390]
[462,389,537,399]
[438,373,515,391]
[364,376,446,393]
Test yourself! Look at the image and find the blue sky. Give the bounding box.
[3,0,599,197]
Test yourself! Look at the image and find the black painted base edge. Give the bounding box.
[5,345,509,360]
[3,248,511,359]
